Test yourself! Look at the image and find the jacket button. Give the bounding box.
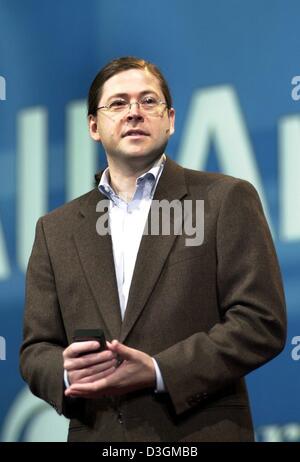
[118,412,123,424]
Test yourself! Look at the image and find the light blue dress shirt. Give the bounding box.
[98,154,166,393]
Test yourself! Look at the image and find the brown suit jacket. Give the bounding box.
[20,156,286,442]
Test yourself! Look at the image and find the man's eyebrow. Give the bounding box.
[106,90,159,100]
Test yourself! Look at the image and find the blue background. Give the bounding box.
[0,0,299,441]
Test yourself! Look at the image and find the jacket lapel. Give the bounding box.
[73,188,122,340]
[119,157,188,343]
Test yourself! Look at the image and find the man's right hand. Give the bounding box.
[63,341,118,386]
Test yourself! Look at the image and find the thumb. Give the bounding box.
[110,340,134,360]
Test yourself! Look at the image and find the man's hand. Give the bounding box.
[63,340,118,386]
[64,340,156,399]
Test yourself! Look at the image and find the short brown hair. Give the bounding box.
[87,56,173,116]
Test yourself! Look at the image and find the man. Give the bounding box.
[20,56,286,442]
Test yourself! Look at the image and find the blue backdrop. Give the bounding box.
[0,0,299,442]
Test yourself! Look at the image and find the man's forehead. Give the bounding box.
[101,68,162,98]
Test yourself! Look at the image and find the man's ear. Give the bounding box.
[88,114,101,141]
[168,108,175,136]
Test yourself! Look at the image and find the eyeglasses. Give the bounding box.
[97,95,168,115]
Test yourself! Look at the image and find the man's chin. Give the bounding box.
[107,142,168,164]
[115,149,162,161]
[125,151,165,165]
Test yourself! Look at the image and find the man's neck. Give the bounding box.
[106,155,162,202]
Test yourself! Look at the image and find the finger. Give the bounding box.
[63,341,101,359]
[64,349,117,371]
[70,361,127,393]
[70,358,118,382]
[65,371,114,397]
[68,379,108,394]
[108,340,136,361]
[76,365,117,384]
[68,368,118,393]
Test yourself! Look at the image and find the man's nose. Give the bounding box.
[126,102,143,120]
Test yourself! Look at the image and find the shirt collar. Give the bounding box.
[98,154,166,207]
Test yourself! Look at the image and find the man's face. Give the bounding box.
[89,69,175,164]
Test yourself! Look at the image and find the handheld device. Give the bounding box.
[73,328,107,354]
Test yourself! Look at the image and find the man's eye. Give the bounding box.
[142,96,157,106]
[109,100,127,109]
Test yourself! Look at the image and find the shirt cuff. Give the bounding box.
[152,358,166,393]
[64,369,70,388]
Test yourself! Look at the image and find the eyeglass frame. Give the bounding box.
[96,98,169,114]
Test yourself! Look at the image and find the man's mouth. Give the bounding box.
[122,129,150,137]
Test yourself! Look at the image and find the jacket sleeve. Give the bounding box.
[19,217,83,418]
[154,179,287,415]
